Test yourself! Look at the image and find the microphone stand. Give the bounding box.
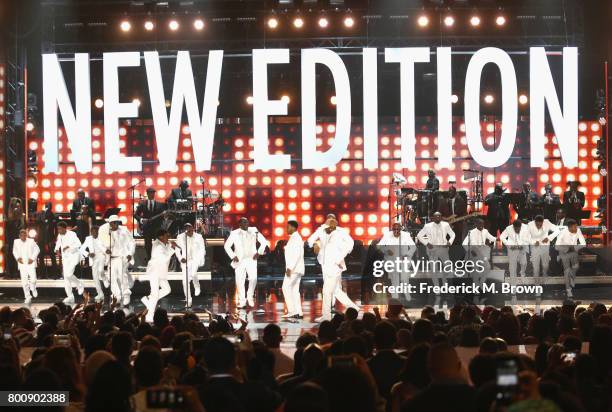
[129,178,146,237]
[184,230,190,309]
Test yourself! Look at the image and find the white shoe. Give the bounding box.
[314,316,328,323]
[102,277,110,288]
[77,285,84,295]
[141,296,149,308]
[145,315,154,323]
[94,294,105,303]
[31,288,38,298]
[63,296,75,305]
[247,298,255,307]
[194,287,201,297]
[122,295,131,306]
[24,298,32,306]
[281,313,294,319]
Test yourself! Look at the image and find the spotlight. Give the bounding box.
[330,96,337,105]
[193,19,205,30]
[318,17,329,28]
[417,15,429,27]
[268,17,279,29]
[120,20,131,32]
[343,16,355,28]
[132,98,141,107]
[28,229,37,238]
[451,94,459,104]
[94,98,104,108]
[293,17,304,28]
[443,16,455,27]
[281,95,290,104]
[246,96,254,105]
[168,20,179,31]
[144,21,154,31]
[470,16,481,27]
[495,15,506,26]
[26,122,35,132]
[518,94,529,105]
[484,94,494,104]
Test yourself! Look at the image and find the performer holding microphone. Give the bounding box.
[13,229,40,305]
[80,225,109,303]
[175,223,205,307]
[224,217,268,309]
[100,215,135,306]
[142,230,176,322]
[55,221,85,305]
[282,220,305,319]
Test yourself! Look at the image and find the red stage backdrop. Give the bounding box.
[26,118,602,246]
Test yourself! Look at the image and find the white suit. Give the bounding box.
[319,228,358,321]
[463,227,496,272]
[555,228,586,296]
[224,227,268,307]
[55,230,84,300]
[144,239,174,320]
[80,235,108,299]
[175,231,206,304]
[307,224,345,306]
[527,220,560,277]
[282,231,305,316]
[500,224,531,281]
[417,221,455,287]
[378,230,416,299]
[99,224,135,304]
[13,238,40,301]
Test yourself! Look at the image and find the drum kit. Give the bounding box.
[163,191,226,237]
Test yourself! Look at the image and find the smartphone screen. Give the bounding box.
[496,359,518,405]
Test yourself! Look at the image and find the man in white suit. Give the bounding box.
[224,217,268,308]
[175,223,206,307]
[13,229,40,305]
[527,215,560,278]
[315,217,359,322]
[555,219,586,298]
[80,225,108,303]
[282,220,305,319]
[500,220,531,280]
[100,215,135,306]
[142,229,176,322]
[463,218,497,271]
[417,212,455,289]
[378,222,416,301]
[55,221,84,305]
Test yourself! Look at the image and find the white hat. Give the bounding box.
[107,215,121,223]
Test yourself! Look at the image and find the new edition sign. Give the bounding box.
[42,47,578,174]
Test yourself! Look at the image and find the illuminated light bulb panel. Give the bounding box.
[0,63,5,272]
[25,119,601,246]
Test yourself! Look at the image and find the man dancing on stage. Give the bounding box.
[80,225,108,303]
[416,211,455,293]
[175,223,205,307]
[142,230,176,322]
[13,229,40,305]
[224,217,268,309]
[463,218,496,272]
[378,222,416,301]
[282,220,305,319]
[555,219,586,298]
[55,221,85,305]
[527,215,560,279]
[102,215,135,306]
[315,217,359,322]
[500,220,531,303]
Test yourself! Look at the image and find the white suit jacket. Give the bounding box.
[417,221,456,245]
[80,235,108,266]
[147,239,175,280]
[555,229,586,253]
[319,228,354,270]
[175,232,206,266]
[285,231,305,275]
[378,231,416,259]
[55,230,82,262]
[307,224,350,264]
[99,224,135,263]
[224,227,268,267]
[527,220,560,245]
[500,224,531,246]
[463,228,497,246]
[13,238,40,268]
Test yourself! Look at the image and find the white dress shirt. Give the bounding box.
[55,230,82,259]
[319,228,354,270]
[285,231,305,275]
[175,232,206,266]
[527,219,560,245]
[80,235,107,265]
[499,224,531,246]
[147,240,175,279]
[462,228,497,246]
[224,227,268,262]
[555,228,586,248]
[13,238,40,267]
[99,224,135,261]
[417,221,455,245]
[379,230,415,246]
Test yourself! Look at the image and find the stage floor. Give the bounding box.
[2,277,612,353]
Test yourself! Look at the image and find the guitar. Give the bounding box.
[137,210,168,235]
[444,212,484,224]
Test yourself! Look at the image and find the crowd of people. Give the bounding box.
[1,298,612,412]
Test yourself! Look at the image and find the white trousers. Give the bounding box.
[466,246,490,284]
[147,273,171,312]
[109,257,131,300]
[560,252,579,293]
[282,272,303,316]
[508,248,527,280]
[427,246,450,288]
[62,256,83,298]
[18,264,37,299]
[91,258,106,297]
[530,246,550,277]
[321,265,357,321]
[181,260,200,301]
[235,259,257,306]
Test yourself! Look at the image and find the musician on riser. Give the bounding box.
[135,187,167,261]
